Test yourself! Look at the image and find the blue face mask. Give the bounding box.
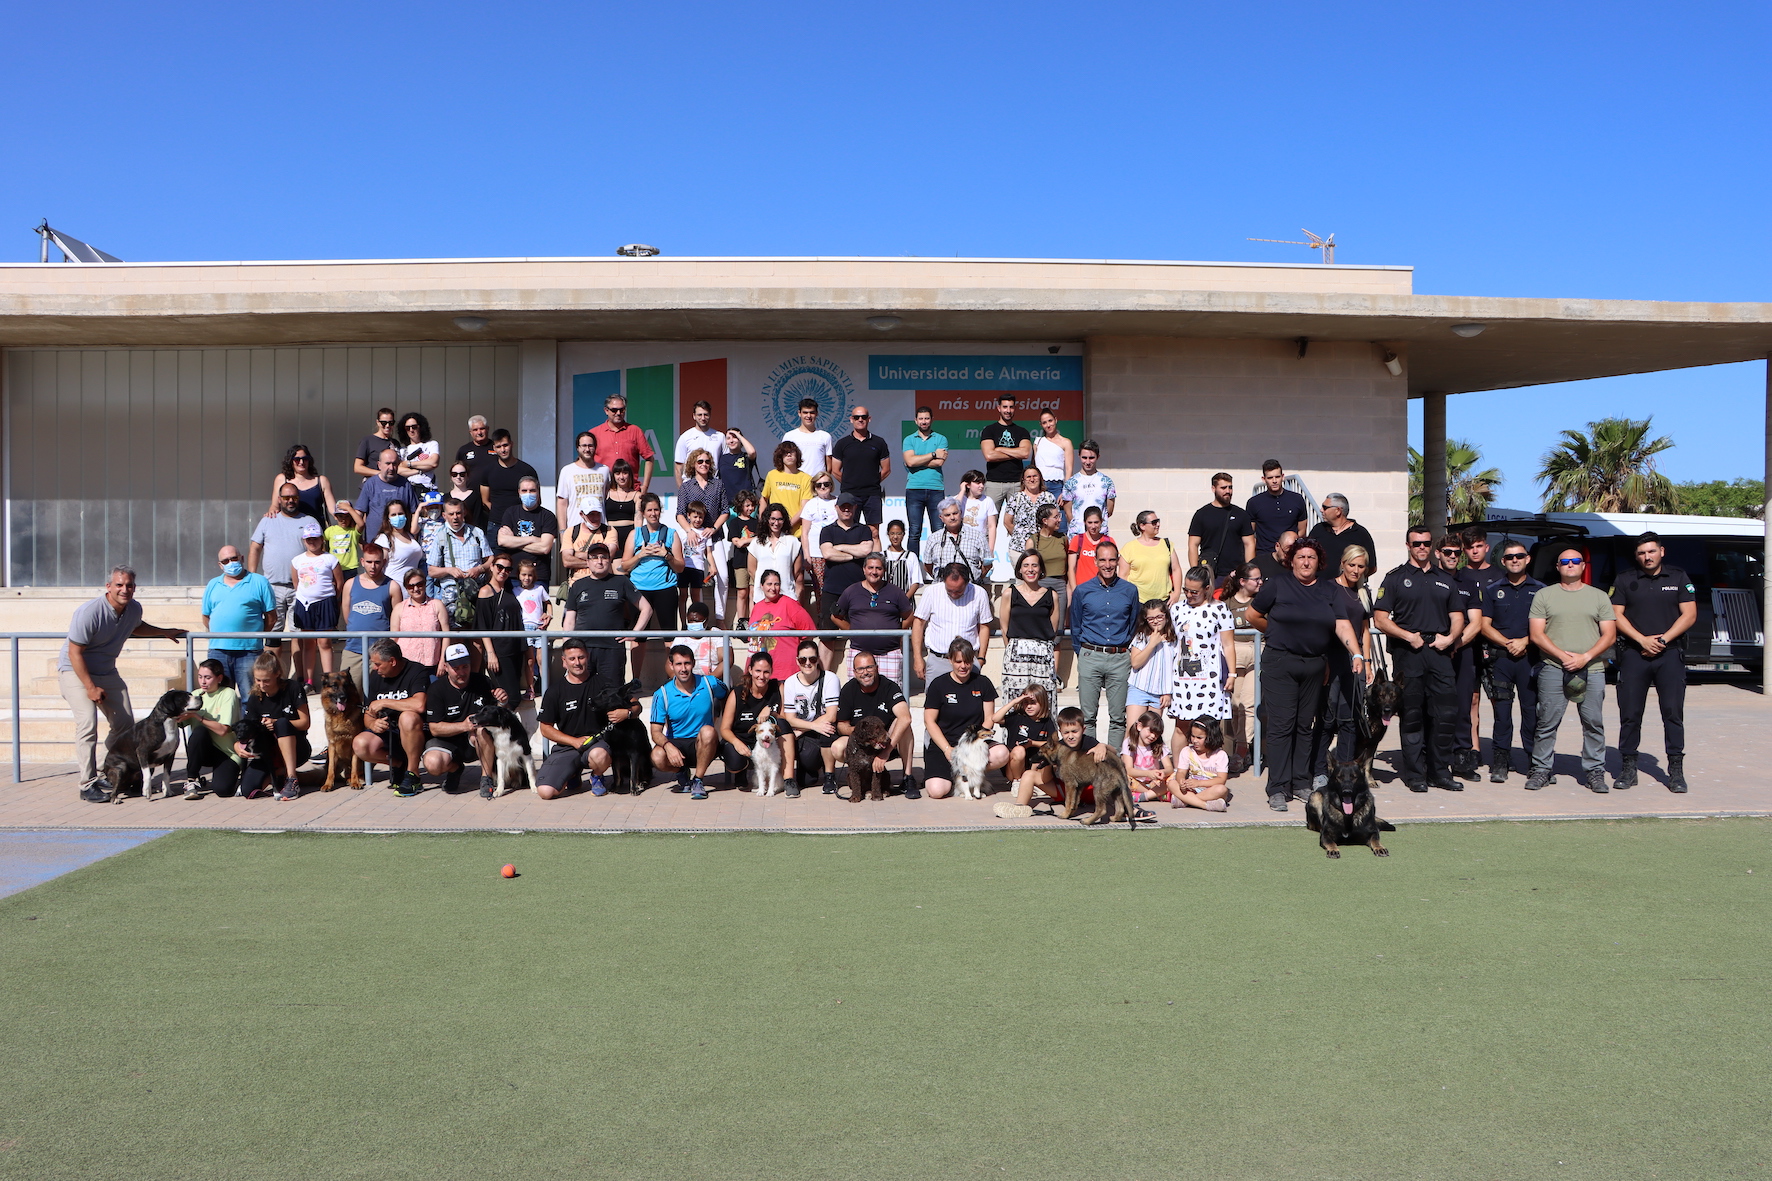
[387,514,407,530]
[686,621,704,631]
[520,493,539,510]
[222,560,245,578]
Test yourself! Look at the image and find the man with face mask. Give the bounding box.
[497,474,559,586]
[201,543,277,691]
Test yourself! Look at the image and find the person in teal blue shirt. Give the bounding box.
[650,646,729,798]
[901,406,949,552]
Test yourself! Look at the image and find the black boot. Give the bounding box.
[1614,753,1637,790]
[1666,754,1687,794]
[1488,759,1508,783]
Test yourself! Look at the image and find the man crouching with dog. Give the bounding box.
[352,639,431,796]
[423,643,500,794]
[535,638,639,799]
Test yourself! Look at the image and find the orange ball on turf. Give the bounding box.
[501,864,516,878]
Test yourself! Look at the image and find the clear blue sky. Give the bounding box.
[5,0,1766,501]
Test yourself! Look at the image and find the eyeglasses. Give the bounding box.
[851,413,869,420]
[450,469,468,477]
[813,482,832,490]
[493,564,513,572]
[1439,549,1461,556]
[797,656,820,665]
[1503,553,1530,561]
[1557,558,1585,566]
[218,556,239,564]
[405,580,423,588]
[378,419,394,427]
[1408,540,1432,548]
[293,455,313,464]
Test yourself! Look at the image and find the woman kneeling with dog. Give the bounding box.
[236,651,312,802]
[177,658,244,799]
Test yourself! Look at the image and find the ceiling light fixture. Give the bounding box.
[866,314,903,331]
[1450,323,1487,338]
[453,316,488,331]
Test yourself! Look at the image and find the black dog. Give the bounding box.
[472,704,535,798]
[1306,753,1393,858]
[99,689,192,803]
[1353,665,1403,787]
[591,681,651,795]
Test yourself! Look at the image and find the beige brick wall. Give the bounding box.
[1086,336,1410,571]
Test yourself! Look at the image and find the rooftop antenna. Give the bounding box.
[1247,228,1335,264]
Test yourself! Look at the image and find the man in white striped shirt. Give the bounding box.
[919,498,989,584]
[911,563,993,688]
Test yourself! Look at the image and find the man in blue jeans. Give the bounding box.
[201,543,276,691]
[1069,540,1142,751]
[900,406,948,551]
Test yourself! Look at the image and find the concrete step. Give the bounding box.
[25,672,185,699]
[0,587,209,633]
[31,654,188,679]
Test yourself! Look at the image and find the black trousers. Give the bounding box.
[1261,649,1326,798]
[1389,641,1457,785]
[1444,642,1478,752]
[1311,648,1359,777]
[183,728,242,797]
[1487,650,1539,762]
[1615,647,1686,758]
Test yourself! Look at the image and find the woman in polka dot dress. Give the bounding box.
[1167,565,1236,748]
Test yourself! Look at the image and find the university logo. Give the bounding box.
[761,355,855,438]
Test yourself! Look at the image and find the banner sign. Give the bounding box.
[557,343,1085,499]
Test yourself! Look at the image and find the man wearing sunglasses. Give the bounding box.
[1374,526,1466,792]
[1526,549,1617,793]
[828,406,891,542]
[1476,542,1545,782]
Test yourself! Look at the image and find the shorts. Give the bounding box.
[1127,685,1164,709]
[640,587,678,631]
[677,568,706,590]
[524,625,545,652]
[292,596,338,632]
[266,583,295,645]
[727,566,752,590]
[923,738,1005,783]
[424,735,477,768]
[662,734,703,766]
[537,745,591,791]
[850,493,883,527]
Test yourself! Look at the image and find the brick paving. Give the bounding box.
[4,682,1764,834]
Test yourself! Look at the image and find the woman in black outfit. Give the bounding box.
[475,556,527,704]
[603,459,640,557]
[1244,537,1364,812]
[719,651,788,788]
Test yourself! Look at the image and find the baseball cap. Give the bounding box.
[420,490,444,509]
[444,643,472,664]
[836,492,859,507]
[332,501,354,516]
[299,519,323,539]
[576,496,604,518]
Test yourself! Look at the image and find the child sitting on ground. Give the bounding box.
[1173,716,1231,811]
[1122,709,1175,802]
[514,557,551,697]
[1000,705,1153,823]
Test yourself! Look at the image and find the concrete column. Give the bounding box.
[1423,391,1448,538]
[517,339,558,496]
[1763,359,1770,696]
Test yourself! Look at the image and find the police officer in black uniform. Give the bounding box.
[1609,532,1697,793]
[1435,533,1484,780]
[1374,526,1467,791]
[1476,540,1544,782]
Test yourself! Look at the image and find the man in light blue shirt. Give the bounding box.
[650,646,728,799]
[1069,539,1142,750]
[201,543,277,691]
[900,406,949,551]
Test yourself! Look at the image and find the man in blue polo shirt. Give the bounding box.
[1246,459,1309,561]
[650,645,728,799]
[901,406,949,551]
[1070,539,1142,750]
[200,543,277,691]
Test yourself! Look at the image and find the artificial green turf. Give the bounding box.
[1,821,1767,1180]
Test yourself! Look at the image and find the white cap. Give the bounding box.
[444,643,472,663]
[299,518,324,539]
[576,496,604,519]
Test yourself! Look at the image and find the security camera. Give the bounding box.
[1047,345,1061,354]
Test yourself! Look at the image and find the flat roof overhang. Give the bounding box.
[2,256,1768,396]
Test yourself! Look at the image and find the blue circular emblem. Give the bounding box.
[761,355,855,438]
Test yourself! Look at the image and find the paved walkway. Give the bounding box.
[4,682,1763,833]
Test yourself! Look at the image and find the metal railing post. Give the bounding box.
[11,636,20,784]
[185,634,196,692]
[1249,630,1264,777]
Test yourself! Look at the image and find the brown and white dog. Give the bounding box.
[950,727,995,800]
[317,672,366,791]
[1039,736,1142,828]
[749,715,785,797]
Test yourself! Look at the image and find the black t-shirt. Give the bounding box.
[726,681,782,745]
[831,433,891,497]
[1187,502,1255,575]
[819,523,876,599]
[426,670,497,727]
[717,449,757,500]
[1307,520,1377,576]
[1480,576,1545,642]
[1610,564,1696,652]
[838,677,906,729]
[1445,567,1482,625]
[982,420,1032,484]
[1002,709,1054,750]
[367,657,431,706]
[1374,564,1463,636]
[833,580,913,654]
[1245,488,1308,554]
[725,516,760,544]
[538,674,603,740]
[1331,579,1373,632]
[498,505,560,585]
[482,459,540,524]
[563,574,641,648]
[1251,572,1351,657]
[924,672,998,743]
[241,678,305,733]
[357,433,397,472]
[475,586,525,654]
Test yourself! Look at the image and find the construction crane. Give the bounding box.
[1247,229,1335,264]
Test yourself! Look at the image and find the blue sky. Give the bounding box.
[5,0,1766,500]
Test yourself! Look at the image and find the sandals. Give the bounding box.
[1132,806,1157,823]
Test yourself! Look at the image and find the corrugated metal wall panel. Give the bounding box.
[6,344,520,586]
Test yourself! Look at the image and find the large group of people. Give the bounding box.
[58,396,1695,812]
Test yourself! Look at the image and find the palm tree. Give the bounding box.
[1409,439,1503,528]
[1537,417,1676,513]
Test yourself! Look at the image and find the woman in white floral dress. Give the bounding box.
[1168,565,1236,755]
